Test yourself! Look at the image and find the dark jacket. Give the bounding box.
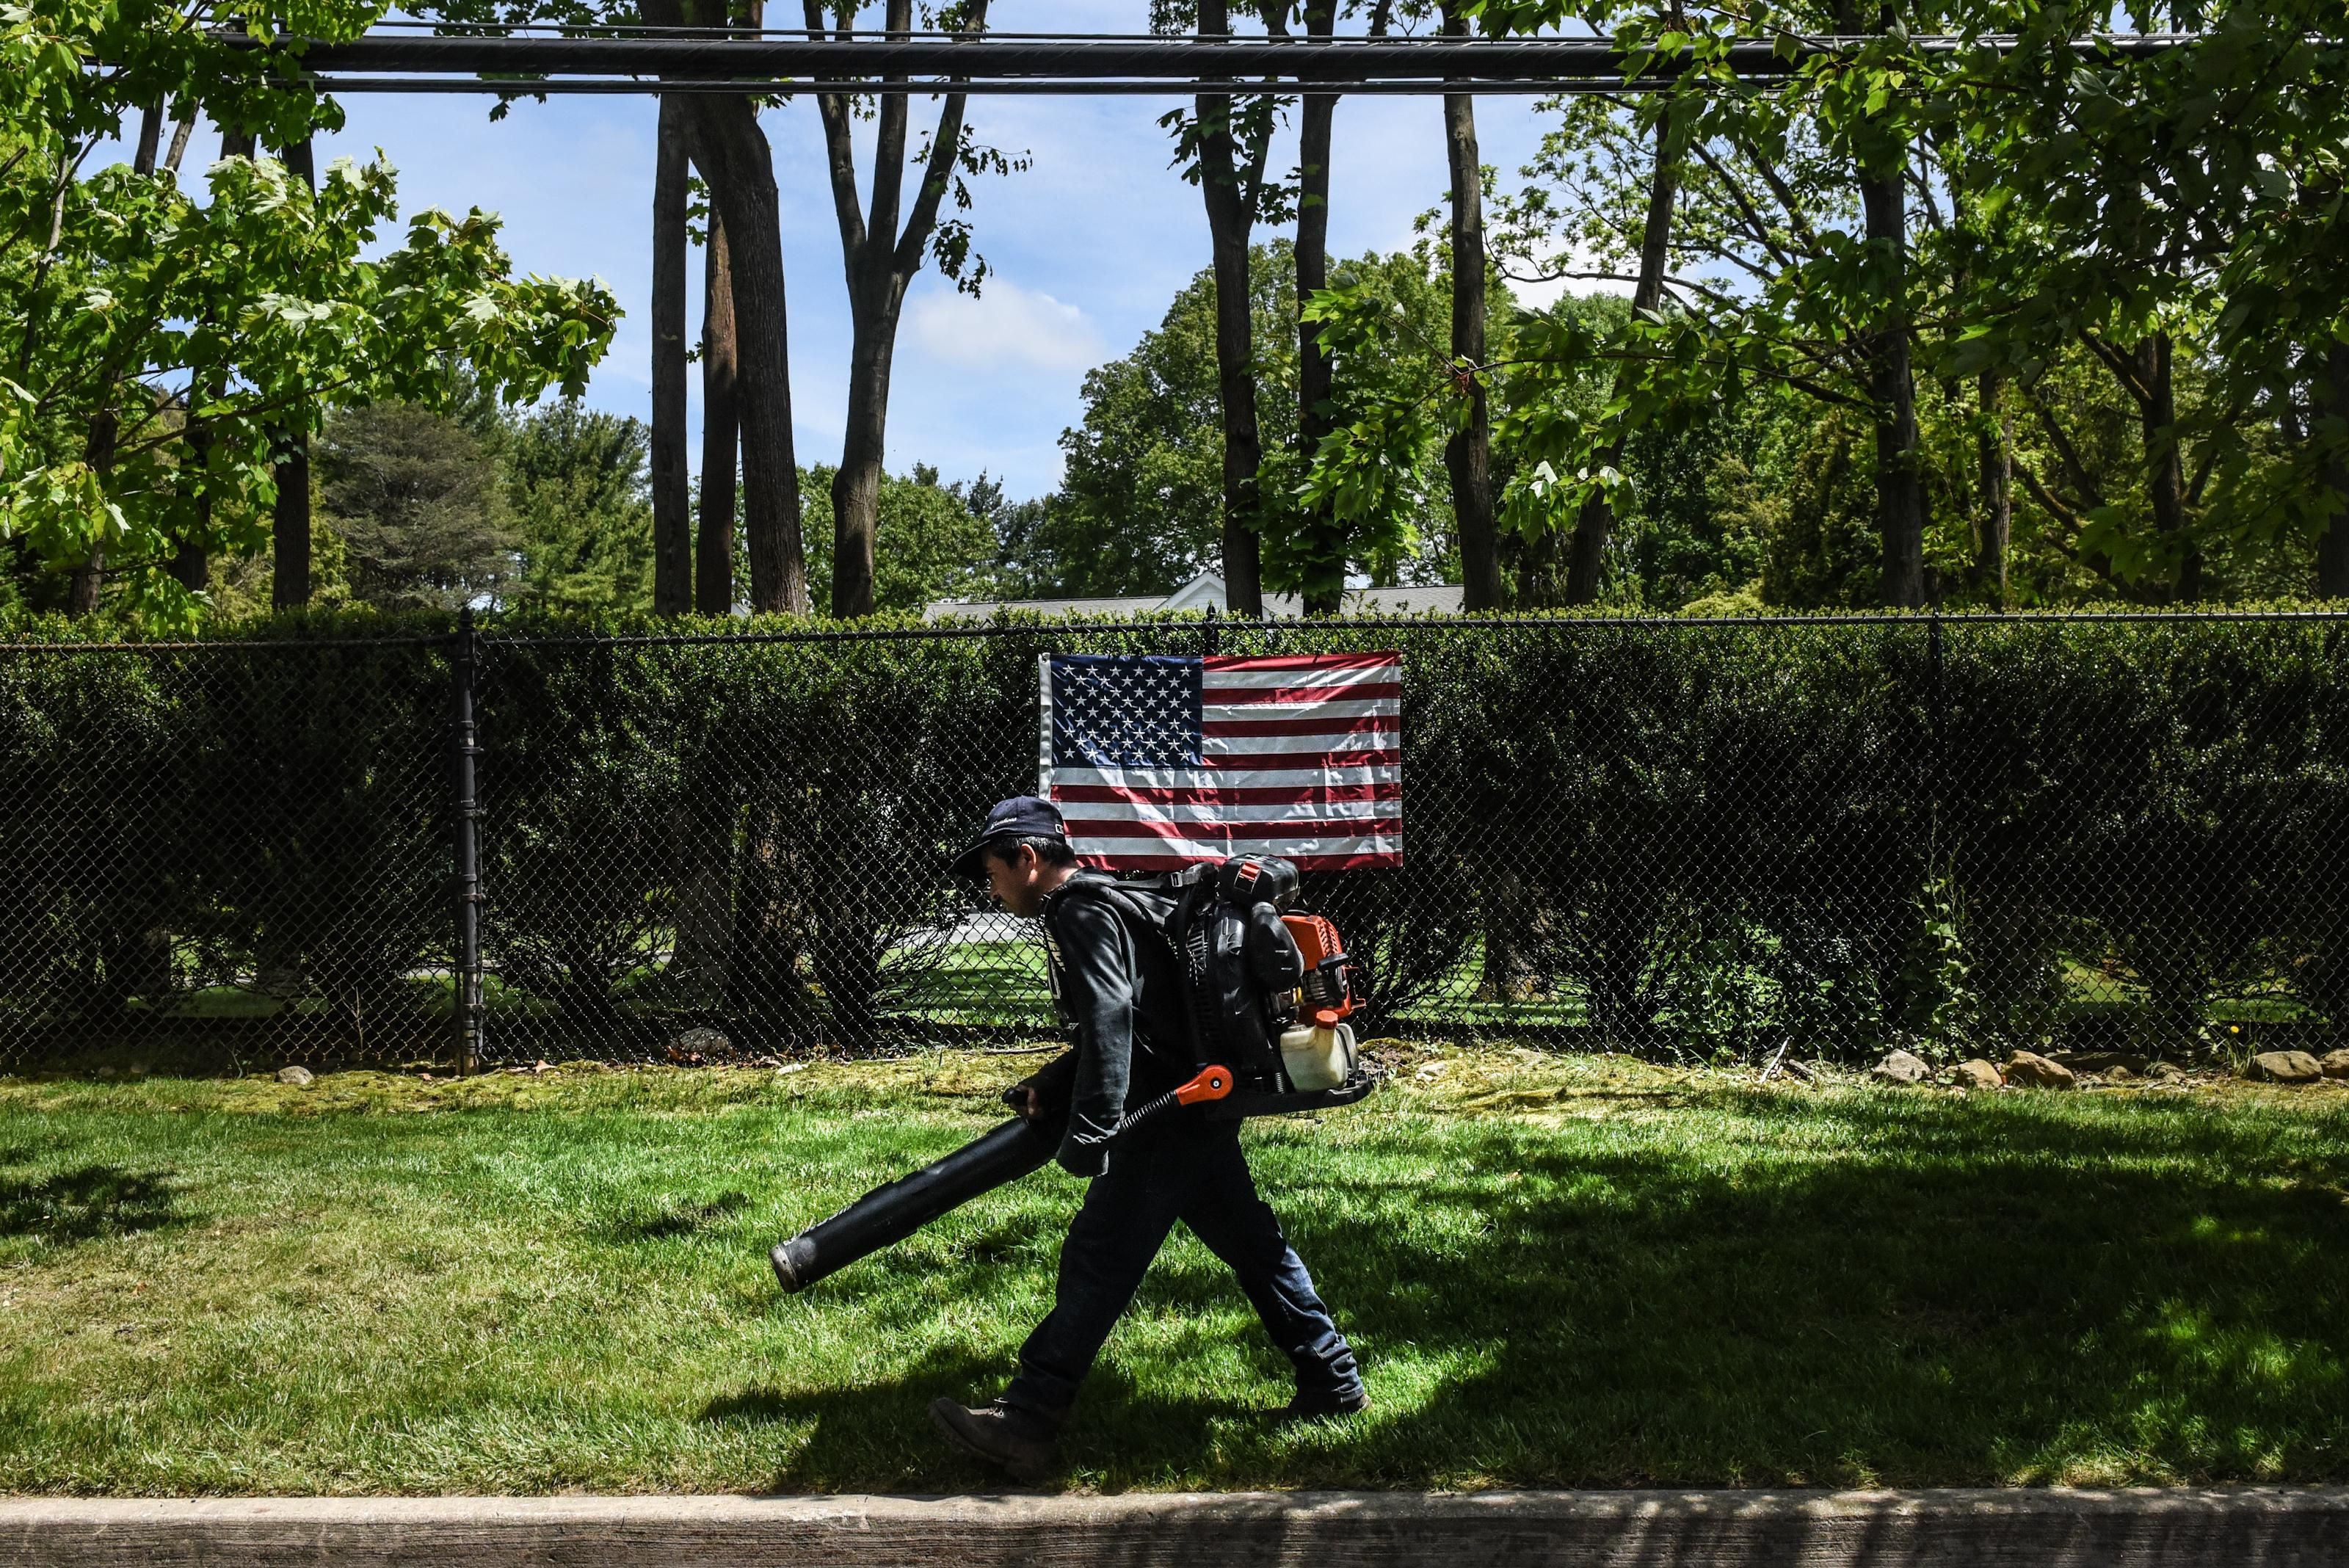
[1020,871,1190,1177]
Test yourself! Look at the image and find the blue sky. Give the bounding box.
[280,7,1578,501]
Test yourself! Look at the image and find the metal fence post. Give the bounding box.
[449,608,484,1075]
[1925,609,1946,867]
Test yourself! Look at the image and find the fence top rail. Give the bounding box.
[4,608,2348,655]
[0,634,454,653]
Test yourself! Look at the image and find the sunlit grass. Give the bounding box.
[1,1049,2345,1495]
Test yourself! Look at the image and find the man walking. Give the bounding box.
[929,796,1365,1482]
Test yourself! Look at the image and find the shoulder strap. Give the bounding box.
[1044,871,1212,1063]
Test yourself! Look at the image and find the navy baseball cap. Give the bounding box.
[951,795,1069,880]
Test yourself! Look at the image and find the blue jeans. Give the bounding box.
[1003,1117,1362,1418]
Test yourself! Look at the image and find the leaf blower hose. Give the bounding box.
[769,1064,1235,1293]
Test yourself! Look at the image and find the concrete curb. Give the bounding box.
[4,1488,2348,1567]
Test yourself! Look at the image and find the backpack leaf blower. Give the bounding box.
[767,852,1379,1295]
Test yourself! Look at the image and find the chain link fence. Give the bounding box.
[3,612,2345,1074]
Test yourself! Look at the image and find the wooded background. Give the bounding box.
[8,4,2349,627]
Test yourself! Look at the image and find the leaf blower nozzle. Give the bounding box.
[768,1065,1235,1294]
[769,1114,1056,1293]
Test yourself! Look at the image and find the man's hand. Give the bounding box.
[1006,1050,1076,1127]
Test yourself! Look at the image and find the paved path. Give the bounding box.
[5,1487,2348,1566]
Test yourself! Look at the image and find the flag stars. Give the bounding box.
[1053,656,1204,769]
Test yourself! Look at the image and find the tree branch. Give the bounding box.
[1691,139,1803,276]
[804,0,871,278]
[892,0,992,280]
[866,0,915,255]
[2019,377,2107,509]
[1729,131,1825,255]
[2078,327,2154,412]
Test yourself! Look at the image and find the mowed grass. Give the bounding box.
[1,1048,2346,1495]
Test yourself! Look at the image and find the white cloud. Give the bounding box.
[907,277,1106,374]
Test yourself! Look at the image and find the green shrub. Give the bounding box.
[3,609,2345,1066]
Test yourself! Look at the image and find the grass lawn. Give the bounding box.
[2,1048,2345,1495]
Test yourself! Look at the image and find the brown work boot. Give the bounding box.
[928,1397,1062,1484]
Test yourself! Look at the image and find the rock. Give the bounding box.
[1950,1059,2003,1090]
[667,1027,729,1066]
[2003,1050,2076,1089]
[2320,1049,2349,1081]
[2051,1050,2147,1075]
[2249,1050,2324,1085]
[2148,1061,2188,1081]
[275,1065,314,1086]
[2104,1065,2138,1083]
[1870,1048,1932,1086]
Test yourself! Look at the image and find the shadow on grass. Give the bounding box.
[1302,1093,2348,1489]
[705,1346,1004,1491]
[609,1190,751,1241]
[714,1091,2349,1489]
[0,1162,184,1250]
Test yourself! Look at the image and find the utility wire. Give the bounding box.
[189,29,2217,96]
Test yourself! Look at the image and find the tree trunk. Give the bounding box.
[69,409,117,617]
[697,209,740,614]
[1195,0,1265,616]
[2320,341,2349,598]
[271,138,315,613]
[651,97,693,616]
[682,95,804,614]
[670,787,737,1009]
[1974,372,2011,606]
[645,0,799,612]
[1857,176,1924,606]
[1564,97,1685,604]
[131,105,199,591]
[1440,8,1501,612]
[829,294,901,617]
[805,0,990,618]
[173,403,211,592]
[1293,0,1340,617]
[132,101,163,175]
[2136,333,2199,602]
[164,102,197,174]
[269,433,311,611]
[1837,1,1925,609]
[1207,204,1265,616]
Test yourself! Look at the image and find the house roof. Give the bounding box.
[926,571,1464,623]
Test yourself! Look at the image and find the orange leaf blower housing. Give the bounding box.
[1282,912,1353,1028]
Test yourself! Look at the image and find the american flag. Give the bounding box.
[1038,653,1403,871]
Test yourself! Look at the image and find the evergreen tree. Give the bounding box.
[503,398,657,613]
[317,404,515,611]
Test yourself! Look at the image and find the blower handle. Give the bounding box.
[1114,1063,1232,1139]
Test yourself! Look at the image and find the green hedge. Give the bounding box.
[2,611,2344,1066]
